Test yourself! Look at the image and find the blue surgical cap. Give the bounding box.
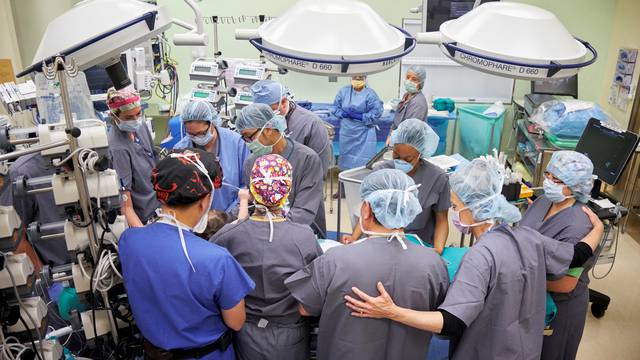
[250,80,288,105]
[236,103,287,133]
[360,169,422,229]
[407,65,427,88]
[546,151,594,203]
[449,158,521,223]
[182,100,220,124]
[391,118,440,159]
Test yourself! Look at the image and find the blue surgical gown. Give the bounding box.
[174,126,250,213]
[333,85,383,169]
[120,222,255,358]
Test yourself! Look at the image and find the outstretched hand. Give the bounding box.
[344,282,398,319]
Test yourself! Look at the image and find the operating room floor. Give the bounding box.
[322,185,640,360]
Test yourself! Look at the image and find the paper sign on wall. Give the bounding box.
[609,48,638,111]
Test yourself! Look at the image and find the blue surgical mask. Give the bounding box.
[190,130,213,147]
[394,159,414,173]
[115,116,142,132]
[543,178,572,203]
[404,80,419,94]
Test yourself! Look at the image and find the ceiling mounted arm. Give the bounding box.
[172,0,207,46]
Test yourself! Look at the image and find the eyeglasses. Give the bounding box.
[242,128,261,143]
[188,123,211,137]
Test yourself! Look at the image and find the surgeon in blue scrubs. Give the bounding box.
[120,148,254,359]
[333,75,383,171]
[174,100,250,214]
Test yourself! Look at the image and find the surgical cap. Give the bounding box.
[407,65,427,88]
[449,158,521,223]
[360,169,422,229]
[106,86,141,114]
[236,103,287,133]
[182,100,220,124]
[546,151,594,203]
[391,118,440,159]
[152,149,223,206]
[250,80,288,105]
[250,154,293,209]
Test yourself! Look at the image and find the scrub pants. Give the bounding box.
[541,288,589,360]
[234,320,310,360]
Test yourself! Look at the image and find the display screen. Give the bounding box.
[194,65,213,73]
[193,91,209,99]
[239,94,253,101]
[575,118,639,185]
[531,75,578,98]
[426,0,499,32]
[238,68,258,76]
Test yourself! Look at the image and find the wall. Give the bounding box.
[597,0,640,128]
[510,0,616,103]
[10,0,78,70]
[0,1,22,77]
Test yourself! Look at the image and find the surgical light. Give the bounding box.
[416,2,597,80]
[235,0,416,76]
[17,0,206,78]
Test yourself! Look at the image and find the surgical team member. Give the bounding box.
[520,151,595,360]
[344,158,604,360]
[107,86,160,227]
[212,154,323,360]
[174,100,249,213]
[0,153,68,265]
[342,119,449,253]
[236,103,326,238]
[388,65,429,143]
[333,75,383,170]
[120,149,254,360]
[251,80,331,176]
[285,169,449,360]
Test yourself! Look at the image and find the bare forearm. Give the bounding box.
[352,219,363,239]
[237,199,249,220]
[433,214,448,255]
[580,226,603,252]
[122,192,143,227]
[547,277,579,293]
[389,306,444,333]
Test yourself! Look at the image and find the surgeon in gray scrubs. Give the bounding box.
[236,103,326,238]
[285,169,449,360]
[387,65,429,144]
[106,87,160,227]
[520,151,595,360]
[342,119,449,253]
[212,153,322,360]
[344,158,604,360]
[0,153,69,265]
[251,80,331,176]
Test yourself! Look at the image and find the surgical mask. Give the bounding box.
[543,178,572,203]
[394,159,414,174]
[404,80,419,94]
[156,153,214,272]
[190,130,213,147]
[351,79,365,91]
[114,115,142,132]
[451,209,493,235]
[248,120,284,156]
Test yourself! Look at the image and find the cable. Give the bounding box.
[17,315,43,360]
[592,222,619,279]
[2,253,46,360]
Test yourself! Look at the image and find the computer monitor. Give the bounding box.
[575,118,639,186]
[531,75,578,98]
[425,0,500,32]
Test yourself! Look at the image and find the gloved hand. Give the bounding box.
[350,112,363,121]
